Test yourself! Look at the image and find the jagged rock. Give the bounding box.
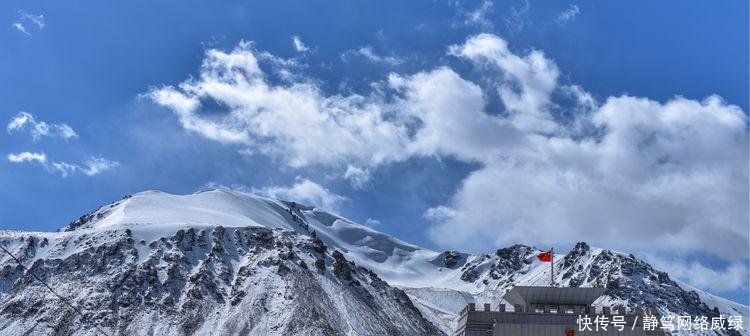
[0,225,440,336]
[308,236,326,254]
[314,259,325,271]
[332,250,353,281]
[443,251,461,268]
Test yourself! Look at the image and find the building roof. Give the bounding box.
[503,286,606,306]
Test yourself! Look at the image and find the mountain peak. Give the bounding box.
[62,189,301,233]
[5,189,747,335]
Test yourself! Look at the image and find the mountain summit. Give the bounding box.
[1,189,746,335]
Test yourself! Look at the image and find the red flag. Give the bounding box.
[537,250,552,262]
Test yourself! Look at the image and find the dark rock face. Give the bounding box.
[459,244,535,284]
[554,243,732,332]
[308,235,326,254]
[332,250,353,281]
[491,244,533,277]
[443,251,461,268]
[441,251,464,268]
[0,227,443,336]
[460,266,480,283]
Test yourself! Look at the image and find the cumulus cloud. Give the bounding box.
[342,46,404,66]
[344,165,371,189]
[426,36,748,259]
[146,34,748,264]
[448,33,561,133]
[423,206,456,223]
[7,151,118,177]
[254,178,346,210]
[555,5,580,25]
[291,36,309,52]
[7,112,78,141]
[146,41,411,168]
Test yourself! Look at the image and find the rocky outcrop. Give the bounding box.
[0,227,442,336]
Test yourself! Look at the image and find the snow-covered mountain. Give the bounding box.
[0,189,746,335]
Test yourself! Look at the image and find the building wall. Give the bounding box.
[458,311,666,336]
[482,323,665,336]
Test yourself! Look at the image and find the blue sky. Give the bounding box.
[1,1,748,304]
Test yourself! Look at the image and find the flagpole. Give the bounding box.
[550,247,554,287]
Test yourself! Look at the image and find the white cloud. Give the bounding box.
[50,161,78,177]
[423,206,456,223]
[645,255,748,293]
[13,11,44,36]
[7,151,47,164]
[449,33,560,133]
[364,218,381,227]
[7,112,78,141]
[426,97,748,259]
[7,151,118,177]
[389,67,529,162]
[147,34,748,264]
[254,178,346,210]
[12,23,30,35]
[422,37,747,259]
[504,0,530,34]
[344,165,371,189]
[147,41,411,168]
[19,11,45,29]
[80,157,120,176]
[255,51,305,83]
[292,36,309,52]
[555,5,580,25]
[342,46,404,66]
[464,0,494,29]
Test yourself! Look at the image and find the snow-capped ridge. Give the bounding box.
[2,188,747,335]
[58,189,438,288]
[1,217,441,335]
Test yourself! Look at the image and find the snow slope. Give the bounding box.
[61,190,561,291]
[2,189,747,336]
[1,190,442,336]
[63,189,461,290]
